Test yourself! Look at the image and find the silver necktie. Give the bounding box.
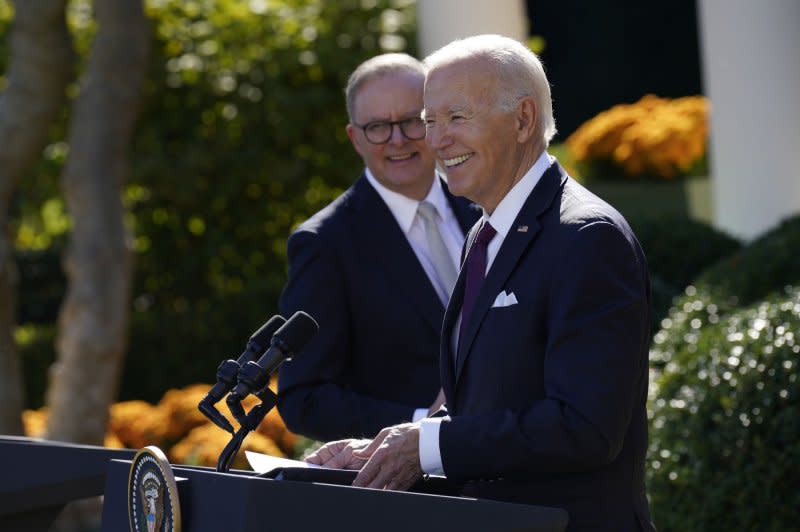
[417,201,458,299]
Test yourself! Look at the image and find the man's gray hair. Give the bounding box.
[424,34,557,146]
[345,53,427,122]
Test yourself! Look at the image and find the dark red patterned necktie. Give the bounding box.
[458,221,496,347]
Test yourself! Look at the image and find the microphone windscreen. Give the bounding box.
[249,315,287,350]
[274,311,319,355]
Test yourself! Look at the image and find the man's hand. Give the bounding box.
[351,423,422,491]
[305,438,371,470]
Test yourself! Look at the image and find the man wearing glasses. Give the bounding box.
[277,53,479,441]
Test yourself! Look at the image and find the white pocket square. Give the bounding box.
[491,290,519,308]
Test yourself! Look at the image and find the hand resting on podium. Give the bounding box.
[304,438,371,470]
[306,423,423,491]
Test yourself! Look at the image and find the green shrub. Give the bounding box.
[627,216,741,334]
[648,215,800,529]
[632,217,742,293]
[648,272,680,337]
[694,215,800,309]
[647,286,800,531]
[651,215,800,365]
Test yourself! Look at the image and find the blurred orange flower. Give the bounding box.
[566,94,709,180]
[169,423,285,470]
[24,379,302,467]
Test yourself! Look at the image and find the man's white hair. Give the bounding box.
[424,34,556,146]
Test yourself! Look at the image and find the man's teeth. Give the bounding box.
[387,153,414,161]
[444,154,472,167]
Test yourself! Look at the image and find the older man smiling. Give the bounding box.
[308,36,656,532]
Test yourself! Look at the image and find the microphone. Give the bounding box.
[198,315,286,432]
[227,311,319,403]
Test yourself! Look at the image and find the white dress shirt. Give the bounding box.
[419,151,555,475]
[364,168,464,305]
[364,168,465,421]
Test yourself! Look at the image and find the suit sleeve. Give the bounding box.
[440,221,650,479]
[277,228,417,441]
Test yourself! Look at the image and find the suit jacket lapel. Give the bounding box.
[348,175,445,336]
[440,246,469,405]
[438,182,480,402]
[455,162,567,383]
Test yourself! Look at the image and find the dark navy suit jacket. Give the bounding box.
[277,174,478,441]
[439,162,656,531]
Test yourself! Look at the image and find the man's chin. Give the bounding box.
[384,172,423,187]
[444,176,469,197]
[381,170,434,194]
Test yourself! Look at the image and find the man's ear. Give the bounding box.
[516,96,537,143]
[346,123,364,157]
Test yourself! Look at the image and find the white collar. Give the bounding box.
[483,151,554,239]
[364,168,447,233]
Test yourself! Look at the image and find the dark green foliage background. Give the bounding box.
[4,3,800,528]
[3,0,417,405]
[648,287,800,531]
[691,215,800,310]
[630,216,742,334]
[650,215,800,370]
[648,216,800,530]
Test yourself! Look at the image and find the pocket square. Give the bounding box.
[492,290,519,308]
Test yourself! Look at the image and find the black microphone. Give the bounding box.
[198,315,286,432]
[227,311,319,403]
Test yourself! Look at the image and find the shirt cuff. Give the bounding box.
[412,408,429,423]
[419,417,446,475]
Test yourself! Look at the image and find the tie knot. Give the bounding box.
[417,201,438,223]
[475,221,496,246]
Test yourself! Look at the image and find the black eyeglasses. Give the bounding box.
[352,116,426,144]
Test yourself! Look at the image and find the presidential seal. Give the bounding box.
[128,446,181,532]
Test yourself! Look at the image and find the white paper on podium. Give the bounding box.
[244,450,322,474]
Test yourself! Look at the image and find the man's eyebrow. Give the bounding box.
[359,110,423,123]
[422,105,470,118]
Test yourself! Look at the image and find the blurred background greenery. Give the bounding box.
[6,0,417,405]
[3,1,798,530]
[3,0,727,407]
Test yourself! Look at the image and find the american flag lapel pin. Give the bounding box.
[517,225,529,233]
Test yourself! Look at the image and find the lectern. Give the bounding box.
[0,435,568,531]
[101,457,568,531]
[0,435,135,531]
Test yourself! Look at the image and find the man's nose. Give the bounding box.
[387,123,406,146]
[426,125,448,150]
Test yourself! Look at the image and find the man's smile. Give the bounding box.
[386,152,417,162]
[443,153,473,167]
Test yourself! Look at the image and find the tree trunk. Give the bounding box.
[0,0,73,435]
[45,0,149,444]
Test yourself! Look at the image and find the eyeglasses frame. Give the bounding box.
[351,116,427,145]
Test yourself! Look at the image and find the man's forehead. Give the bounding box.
[425,61,476,91]
[354,73,423,119]
[424,75,475,113]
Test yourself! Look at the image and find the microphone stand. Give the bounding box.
[215,311,319,472]
[216,386,277,473]
[198,359,242,434]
